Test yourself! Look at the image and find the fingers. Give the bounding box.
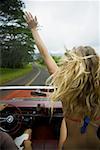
[23,11,38,29]
[35,16,38,24]
[29,12,34,20]
[24,11,37,23]
[24,12,31,23]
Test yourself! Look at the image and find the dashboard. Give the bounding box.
[0,98,63,137]
[0,87,63,139]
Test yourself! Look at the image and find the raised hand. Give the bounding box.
[24,12,38,30]
[23,11,58,74]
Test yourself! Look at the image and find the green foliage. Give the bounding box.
[36,57,45,66]
[0,0,35,68]
[52,55,61,64]
[0,64,32,84]
[35,54,61,66]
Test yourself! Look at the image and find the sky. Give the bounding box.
[23,0,100,55]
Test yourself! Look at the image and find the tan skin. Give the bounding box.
[24,12,67,150]
[24,12,58,75]
[0,104,8,111]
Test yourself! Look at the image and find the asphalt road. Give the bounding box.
[2,64,37,85]
[0,64,50,98]
[1,64,50,86]
[31,68,49,86]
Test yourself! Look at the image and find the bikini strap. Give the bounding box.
[80,116,90,134]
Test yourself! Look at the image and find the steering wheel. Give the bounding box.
[0,103,22,134]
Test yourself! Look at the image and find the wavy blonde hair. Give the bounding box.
[47,46,100,120]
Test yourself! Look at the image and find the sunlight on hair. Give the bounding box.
[46,46,100,120]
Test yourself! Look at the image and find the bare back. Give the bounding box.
[63,118,100,150]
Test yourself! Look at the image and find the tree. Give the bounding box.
[0,0,35,68]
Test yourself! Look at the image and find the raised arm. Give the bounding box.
[24,12,58,74]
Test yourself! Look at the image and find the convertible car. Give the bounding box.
[1,86,100,150]
[0,86,63,150]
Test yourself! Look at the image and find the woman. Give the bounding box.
[24,12,100,150]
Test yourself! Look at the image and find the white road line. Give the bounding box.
[25,68,41,86]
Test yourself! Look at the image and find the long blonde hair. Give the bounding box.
[47,46,100,120]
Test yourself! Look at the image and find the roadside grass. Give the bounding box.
[0,64,32,85]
